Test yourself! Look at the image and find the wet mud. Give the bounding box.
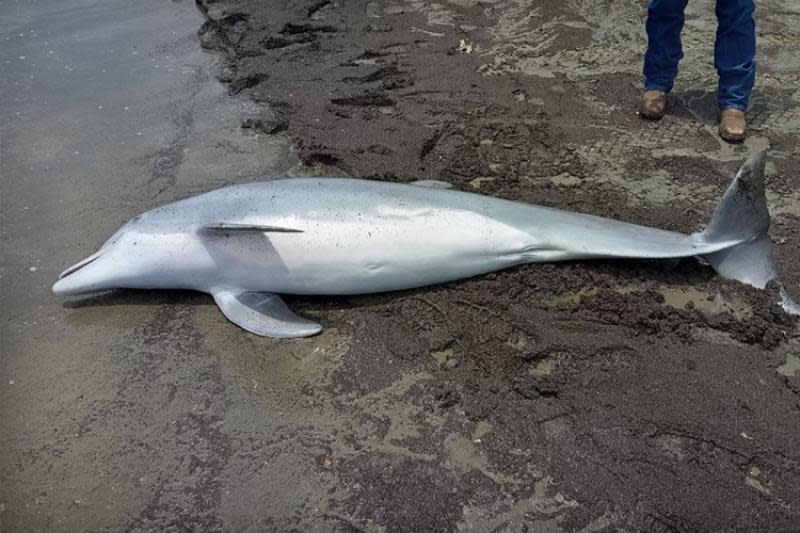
[193,0,800,531]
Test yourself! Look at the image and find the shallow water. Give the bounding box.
[1,0,296,530]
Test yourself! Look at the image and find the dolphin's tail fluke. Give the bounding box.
[697,150,777,289]
[704,234,776,289]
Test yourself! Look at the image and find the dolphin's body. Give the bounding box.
[54,152,785,337]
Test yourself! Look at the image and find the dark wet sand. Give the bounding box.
[2,0,800,532]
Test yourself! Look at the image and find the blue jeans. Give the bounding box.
[643,0,756,111]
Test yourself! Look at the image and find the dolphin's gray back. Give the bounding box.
[148,177,728,258]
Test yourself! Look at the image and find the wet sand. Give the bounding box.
[2,0,800,532]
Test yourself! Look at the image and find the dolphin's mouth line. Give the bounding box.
[59,251,103,279]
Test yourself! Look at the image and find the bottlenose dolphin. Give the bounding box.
[53,151,789,337]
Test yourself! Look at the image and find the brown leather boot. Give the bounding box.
[719,108,746,142]
[639,90,668,120]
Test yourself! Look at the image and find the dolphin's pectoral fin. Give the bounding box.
[201,223,303,234]
[211,290,322,338]
[409,179,453,189]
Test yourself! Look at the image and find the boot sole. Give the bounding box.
[719,129,746,143]
[639,110,665,120]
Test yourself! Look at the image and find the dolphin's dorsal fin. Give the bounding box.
[201,223,303,234]
[211,290,322,338]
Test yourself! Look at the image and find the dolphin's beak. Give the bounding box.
[60,251,103,279]
[52,277,79,296]
[52,251,104,296]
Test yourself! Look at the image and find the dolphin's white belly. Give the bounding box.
[204,205,531,295]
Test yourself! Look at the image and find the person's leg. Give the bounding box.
[644,0,690,94]
[715,0,756,111]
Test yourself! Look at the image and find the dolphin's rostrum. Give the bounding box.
[53,151,791,337]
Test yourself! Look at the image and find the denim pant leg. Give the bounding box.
[715,0,756,110]
[644,0,689,93]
